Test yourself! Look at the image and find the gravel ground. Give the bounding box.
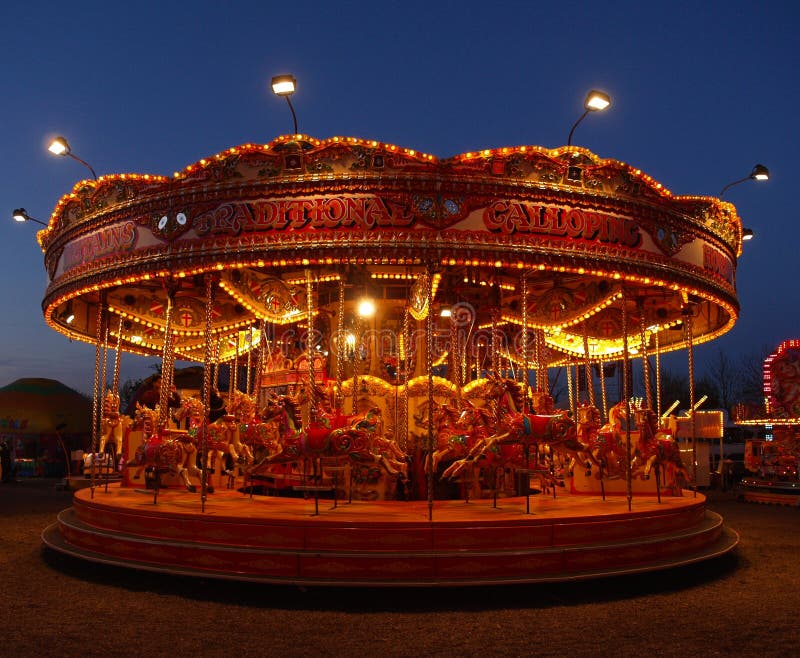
[1,478,798,657]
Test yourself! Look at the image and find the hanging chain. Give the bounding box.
[91,299,106,455]
[639,300,653,411]
[112,315,123,396]
[158,290,175,428]
[599,357,608,422]
[566,362,575,416]
[351,319,360,415]
[213,336,221,391]
[100,322,110,407]
[231,333,239,397]
[401,307,410,452]
[245,324,254,395]
[254,319,266,407]
[201,274,216,510]
[336,277,345,411]
[685,307,697,495]
[521,276,529,407]
[449,310,459,389]
[306,269,315,423]
[537,330,549,395]
[654,329,662,417]
[621,287,633,511]
[426,265,435,521]
[583,323,595,407]
[490,308,499,376]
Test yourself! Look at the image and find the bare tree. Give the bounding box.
[706,348,739,411]
[738,344,772,407]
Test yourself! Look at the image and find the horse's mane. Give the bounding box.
[281,395,302,429]
[494,377,524,414]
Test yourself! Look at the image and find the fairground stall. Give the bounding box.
[734,339,800,505]
[41,133,741,585]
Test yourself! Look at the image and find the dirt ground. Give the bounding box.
[1,478,799,657]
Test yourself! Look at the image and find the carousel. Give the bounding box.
[39,128,742,586]
[735,339,800,505]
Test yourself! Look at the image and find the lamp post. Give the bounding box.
[271,74,299,135]
[567,90,611,146]
[12,208,47,226]
[719,164,769,197]
[47,136,98,180]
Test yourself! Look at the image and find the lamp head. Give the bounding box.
[48,136,70,156]
[751,164,769,181]
[742,228,755,241]
[271,74,297,97]
[584,90,611,112]
[12,208,46,226]
[357,298,376,318]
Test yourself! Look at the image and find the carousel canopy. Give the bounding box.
[36,135,745,370]
[0,378,91,435]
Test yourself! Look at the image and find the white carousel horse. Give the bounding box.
[99,390,133,460]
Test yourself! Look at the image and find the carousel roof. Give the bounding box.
[36,135,745,367]
[0,378,91,435]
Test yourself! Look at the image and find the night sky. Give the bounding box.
[1,1,796,395]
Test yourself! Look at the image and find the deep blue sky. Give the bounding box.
[1,1,796,395]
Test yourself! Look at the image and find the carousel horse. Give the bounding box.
[301,386,409,477]
[631,406,688,490]
[125,405,199,492]
[553,402,602,476]
[251,395,408,479]
[222,391,257,472]
[582,401,629,478]
[429,400,492,472]
[443,378,572,495]
[98,389,132,460]
[174,396,238,476]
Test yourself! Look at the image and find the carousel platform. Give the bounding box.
[42,484,738,587]
[738,478,800,506]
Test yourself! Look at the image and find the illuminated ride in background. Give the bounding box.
[36,86,755,585]
[734,340,800,505]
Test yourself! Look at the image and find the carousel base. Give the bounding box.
[738,478,800,506]
[42,484,738,587]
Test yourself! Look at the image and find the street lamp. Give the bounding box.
[567,90,611,146]
[271,74,299,135]
[47,136,98,180]
[742,228,755,241]
[12,208,47,226]
[719,164,769,197]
